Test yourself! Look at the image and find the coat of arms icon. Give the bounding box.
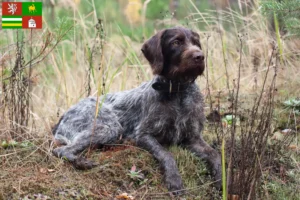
[28,18,36,28]
[7,3,18,15]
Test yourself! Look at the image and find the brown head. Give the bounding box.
[141,27,204,82]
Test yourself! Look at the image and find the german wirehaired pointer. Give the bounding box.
[52,27,222,194]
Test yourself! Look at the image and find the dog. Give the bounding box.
[52,26,222,194]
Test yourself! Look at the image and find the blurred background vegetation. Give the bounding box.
[43,0,212,41]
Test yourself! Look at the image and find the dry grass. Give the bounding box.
[1,0,300,199]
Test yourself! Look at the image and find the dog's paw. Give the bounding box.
[164,172,184,196]
[73,158,98,170]
[52,146,64,157]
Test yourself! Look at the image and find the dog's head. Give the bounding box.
[142,27,204,82]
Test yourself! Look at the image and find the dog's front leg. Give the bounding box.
[182,135,222,190]
[137,134,184,194]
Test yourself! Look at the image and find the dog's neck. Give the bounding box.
[152,75,196,93]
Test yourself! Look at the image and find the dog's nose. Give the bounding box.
[193,52,204,62]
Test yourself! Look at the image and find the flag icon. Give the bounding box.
[2,2,42,29]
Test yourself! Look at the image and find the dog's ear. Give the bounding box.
[141,31,164,75]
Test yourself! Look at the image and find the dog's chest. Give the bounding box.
[149,100,201,145]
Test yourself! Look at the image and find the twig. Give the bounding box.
[227,35,243,193]
[213,2,231,98]
[2,25,74,81]
[205,34,213,112]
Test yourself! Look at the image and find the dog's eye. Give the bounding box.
[171,40,181,47]
[193,41,201,48]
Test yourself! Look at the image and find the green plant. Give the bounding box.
[283,98,300,114]
[221,139,226,200]
[260,0,300,36]
[127,165,148,185]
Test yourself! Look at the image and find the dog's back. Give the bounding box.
[53,77,204,146]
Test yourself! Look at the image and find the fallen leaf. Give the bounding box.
[281,129,292,135]
[116,193,134,200]
[228,194,240,200]
[288,145,298,150]
[39,168,47,174]
[47,169,55,173]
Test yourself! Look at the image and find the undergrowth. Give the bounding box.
[0,0,299,199]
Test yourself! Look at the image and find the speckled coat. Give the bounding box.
[52,27,222,194]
